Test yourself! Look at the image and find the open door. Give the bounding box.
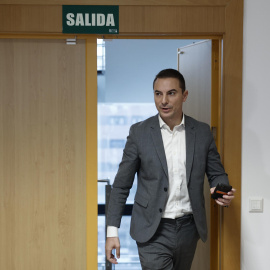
[178,39,221,270]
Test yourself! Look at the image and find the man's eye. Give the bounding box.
[168,92,175,95]
[155,92,161,96]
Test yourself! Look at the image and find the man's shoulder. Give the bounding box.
[131,114,158,130]
[185,115,211,131]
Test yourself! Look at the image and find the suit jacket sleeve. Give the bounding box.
[106,124,140,228]
[205,131,229,188]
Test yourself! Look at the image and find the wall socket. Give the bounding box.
[249,197,263,213]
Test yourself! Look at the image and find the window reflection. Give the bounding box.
[98,103,156,269]
[98,103,156,203]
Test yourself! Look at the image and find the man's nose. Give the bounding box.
[161,95,168,105]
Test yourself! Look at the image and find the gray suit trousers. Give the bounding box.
[137,215,199,270]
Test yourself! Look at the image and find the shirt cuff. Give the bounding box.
[107,226,119,238]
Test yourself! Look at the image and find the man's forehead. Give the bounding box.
[154,78,181,91]
[154,77,180,87]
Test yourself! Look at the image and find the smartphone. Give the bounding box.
[211,183,232,199]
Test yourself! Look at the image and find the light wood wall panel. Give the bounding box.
[0,5,225,34]
[0,5,62,33]
[119,6,225,34]
[0,39,86,270]
[0,0,230,6]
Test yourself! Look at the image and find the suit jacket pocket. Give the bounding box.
[134,192,148,208]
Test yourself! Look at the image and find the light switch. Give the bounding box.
[249,197,263,213]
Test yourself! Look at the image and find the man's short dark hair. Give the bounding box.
[153,68,186,93]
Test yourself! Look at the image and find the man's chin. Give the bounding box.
[159,112,172,121]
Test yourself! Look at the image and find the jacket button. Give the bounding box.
[164,187,168,192]
[159,208,162,213]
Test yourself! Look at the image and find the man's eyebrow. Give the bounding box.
[154,89,177,92]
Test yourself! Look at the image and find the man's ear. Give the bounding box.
[183,90,188,102]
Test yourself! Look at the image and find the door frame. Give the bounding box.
[0,31,241,270]
[94,34,238,270]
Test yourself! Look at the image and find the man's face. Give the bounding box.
[153,77,188,128]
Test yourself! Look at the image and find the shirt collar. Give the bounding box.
[158,114,185,130]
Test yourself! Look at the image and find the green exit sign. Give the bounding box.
[62,5,119,34]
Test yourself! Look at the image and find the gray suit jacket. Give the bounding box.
[107,114,229,243]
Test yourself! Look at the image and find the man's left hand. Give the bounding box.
[210,187,236,207]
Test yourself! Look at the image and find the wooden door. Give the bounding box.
[0,39,86,270]
[178,40,212,270]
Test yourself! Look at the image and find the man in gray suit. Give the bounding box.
[105,69,235,270]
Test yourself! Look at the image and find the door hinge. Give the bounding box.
[66,36,77,45]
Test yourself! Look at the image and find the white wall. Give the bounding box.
[242,1,270,269]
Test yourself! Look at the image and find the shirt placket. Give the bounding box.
[172,129,182,210]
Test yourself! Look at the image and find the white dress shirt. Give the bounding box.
[107,114,192,237]
[159,114,192,218]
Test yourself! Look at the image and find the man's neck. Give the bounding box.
[160,113,183,131]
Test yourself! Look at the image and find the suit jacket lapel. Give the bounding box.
[150,115,169,179]
[185,115,195,185]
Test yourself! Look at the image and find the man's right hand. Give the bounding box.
[105,237,120,264]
